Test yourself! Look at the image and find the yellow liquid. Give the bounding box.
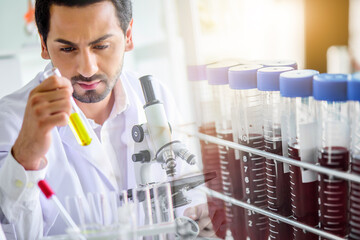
[69,112,92,146]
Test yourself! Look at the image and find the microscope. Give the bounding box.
[131,75,216,239]
[132,75,196,183]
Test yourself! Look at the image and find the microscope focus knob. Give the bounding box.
[132,150,151,163]
[132,125,144,142]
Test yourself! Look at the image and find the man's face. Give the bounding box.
[40,1,133,103]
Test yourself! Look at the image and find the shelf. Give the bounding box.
[175,126,357,240]
[176,127,360,184]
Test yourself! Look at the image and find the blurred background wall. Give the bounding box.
[0,0,356,116]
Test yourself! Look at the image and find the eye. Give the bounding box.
[93,45,109,50]
[60,47,76,53]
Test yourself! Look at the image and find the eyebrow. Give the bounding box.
[54,34,114,46]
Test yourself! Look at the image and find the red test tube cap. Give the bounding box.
[38,180,54,199]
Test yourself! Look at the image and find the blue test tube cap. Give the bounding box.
[228,64,263,90]
[257,67,294,91]
[279,69,319,98]
[348,72,360,101]
[313,73,348,101]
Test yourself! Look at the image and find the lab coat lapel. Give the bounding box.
[58,124,118,190]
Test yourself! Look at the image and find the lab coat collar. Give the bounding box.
[86,73,130,128]
[108,74,130,121]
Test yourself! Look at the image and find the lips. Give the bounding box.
[78,81,100,90]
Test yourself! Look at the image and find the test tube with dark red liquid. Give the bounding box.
[228,64,269,240]
[313,73,350,239]
[257,66,294,239]
[187,64,227,238]
[206,61,247,240]
[348,73,360,240]
[280,69,319,240]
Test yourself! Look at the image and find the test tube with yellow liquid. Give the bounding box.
[42,68,92,146]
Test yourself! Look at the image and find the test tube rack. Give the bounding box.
[176,127,360,240]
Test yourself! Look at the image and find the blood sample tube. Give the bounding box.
[228,64,268,240]
[187,64,227,238]
[348,73,360,240]
[257,66,294,240]
[313,73,349,239]
[206,61,246,240]
[280,69,319,240]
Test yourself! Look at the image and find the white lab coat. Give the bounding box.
[0,223,5,240]
[0,64,202,240]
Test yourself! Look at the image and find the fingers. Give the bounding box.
[184,203,210,221]
[197,217,216,238]
[198,216,213,230]
[37,75,73,92]
[184,204,217,238]
[183,207,198,220]
[46,112,71,128]
[199,228,216,238]
[33,99,72,119]
[30,88,72,106]
[29,75,73,130]
[34,101,72,130]
[196,203,209,220]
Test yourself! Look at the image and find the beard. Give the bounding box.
[71,64,123,103]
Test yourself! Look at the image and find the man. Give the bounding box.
[0,0,217,239]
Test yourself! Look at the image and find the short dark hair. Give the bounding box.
[35,0,132,44]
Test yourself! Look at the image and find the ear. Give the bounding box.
[124,18,134,52]
[40,35,51,59]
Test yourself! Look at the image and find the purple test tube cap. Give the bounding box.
[257,67,294,91]
[206,60,242,85]
[228,64,263,90]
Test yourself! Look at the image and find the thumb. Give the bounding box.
[183,206,198,220]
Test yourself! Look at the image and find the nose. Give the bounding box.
[77,49,98,78]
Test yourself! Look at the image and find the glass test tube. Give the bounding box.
[187,64,226,238]
[279,70,319,240]
[228,64,269,240]
[313,74,349,239]
[133,186,153,227]
[348,74,360,240]
[42,68,92,146]
[257,66,294,240]
[153,183,175,240]
[206,61,247,240]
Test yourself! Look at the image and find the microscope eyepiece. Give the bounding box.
[139,75,160,106]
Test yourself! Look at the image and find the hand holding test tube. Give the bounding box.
[12,67,89,170]
[42,68,92,146]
